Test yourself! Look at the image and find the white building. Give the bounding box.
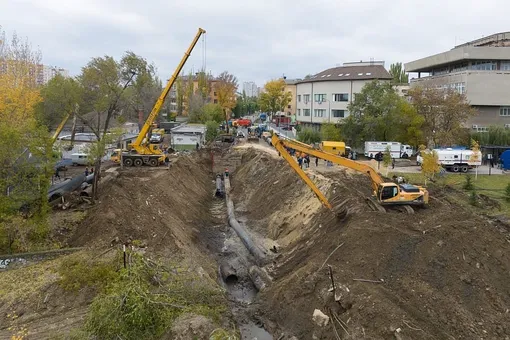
[38,65,70,85]
[295,61,392,128]
[170,124,206,151]
[243,81,259,97]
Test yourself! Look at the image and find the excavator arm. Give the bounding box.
[271,135,332,209]
[132,28,206,153]
[273,135,383,193]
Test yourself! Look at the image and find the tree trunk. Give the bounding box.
[92,157,101,200]
[225,108,229,134]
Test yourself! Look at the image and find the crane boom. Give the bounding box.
[132,28,206,150]
[51,113,71,144]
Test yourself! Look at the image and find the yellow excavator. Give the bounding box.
[271,134,429,215]
[116,28,206,167]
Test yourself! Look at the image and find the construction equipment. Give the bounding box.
[271,134,429,215]
[120,28,206,167]
[51,113,71,145]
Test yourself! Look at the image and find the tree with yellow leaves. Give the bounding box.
[0,28,52,253]
[258,79,292,119]
[214,71,238,133]
[421,148,441,185]
[471,139,481,179]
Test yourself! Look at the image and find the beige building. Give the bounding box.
[284,78,298,116]
[405,32,510,132]
[295,61,392,128]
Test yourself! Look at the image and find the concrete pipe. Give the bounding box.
[219,262,238,285]
[224,177,266,266]
[249,265,272,292]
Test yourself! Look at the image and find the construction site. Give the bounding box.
[1,137,510,339]
[1,27,510,340]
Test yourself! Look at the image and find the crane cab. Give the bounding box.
[376,183,428,206]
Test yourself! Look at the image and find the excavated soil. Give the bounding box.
[230,148,510,340]
[0,152,225,339]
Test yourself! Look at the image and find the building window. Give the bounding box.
[452,63,468,72]
[314,109,325,117]
[297,109,301,116]
[297,95,301,102]
[314,94,326,102]
[287,105,291,109]
[472,125,488,132]
[502,61,510,71]
[471,60,496,71]
[213,92,217,96]
[303,109,311,116]
[333,93,349,102]
[500,107,510,116]
[303,94,310,103]
[331,110,346,118]
[214,99,218,104]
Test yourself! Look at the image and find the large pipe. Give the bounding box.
[224,176,266,265]
[219,262,238,284]
[249,265,272,291]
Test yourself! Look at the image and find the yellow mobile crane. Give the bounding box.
[271,134,429,215]
[118,28,206,167]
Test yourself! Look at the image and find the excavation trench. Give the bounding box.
[208,174,273,340]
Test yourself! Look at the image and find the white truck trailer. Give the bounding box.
[364,141,414,159]
[417,148,482,172]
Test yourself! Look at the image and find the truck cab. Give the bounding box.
[377,183,427,206]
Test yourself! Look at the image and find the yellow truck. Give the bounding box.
[320,141,351,157]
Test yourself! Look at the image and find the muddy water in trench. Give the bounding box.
[209,197,272,340]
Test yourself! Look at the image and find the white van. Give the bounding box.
[70,153,90,166]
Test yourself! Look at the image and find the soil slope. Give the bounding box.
[231,148,510,339]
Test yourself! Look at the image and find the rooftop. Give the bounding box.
[298,61,391,83]
[170,124,206,134]
[405,32,510,72]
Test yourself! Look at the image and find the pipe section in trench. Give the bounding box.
[224,176,266,266]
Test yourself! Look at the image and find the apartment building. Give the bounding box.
[284,79,299,116]
[170,73,220,116]
[242,81,259,97]
[295,61,392,128]
[0,60,68,85]
[405,32,510,132]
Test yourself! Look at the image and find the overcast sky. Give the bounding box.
[2,0,510,87]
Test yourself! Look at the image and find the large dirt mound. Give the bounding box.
[69,153,215,261]
[231,148,510,339]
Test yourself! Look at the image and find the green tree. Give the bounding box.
[120,52,160,122]
[344,80,422,148]
[297,128,321,144]
[205,121,220,142]
[389,62,409,84]
[408,86,476,147]
[196,70,211,100]
[320,123,341,141]
[38,75,83,129]
[258,79,292,117]
[78,54,139,198]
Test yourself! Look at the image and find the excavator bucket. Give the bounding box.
[366,197,386,213]
[330,197,351,219]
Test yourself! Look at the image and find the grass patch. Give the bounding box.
[390,171,510,216]
[0,258,60,305]
[58,252,119,292]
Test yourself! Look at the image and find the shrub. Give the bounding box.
[469,190,478,206]
[84,255,227,340]
[505,183,510,202]
[463,175,474,190]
